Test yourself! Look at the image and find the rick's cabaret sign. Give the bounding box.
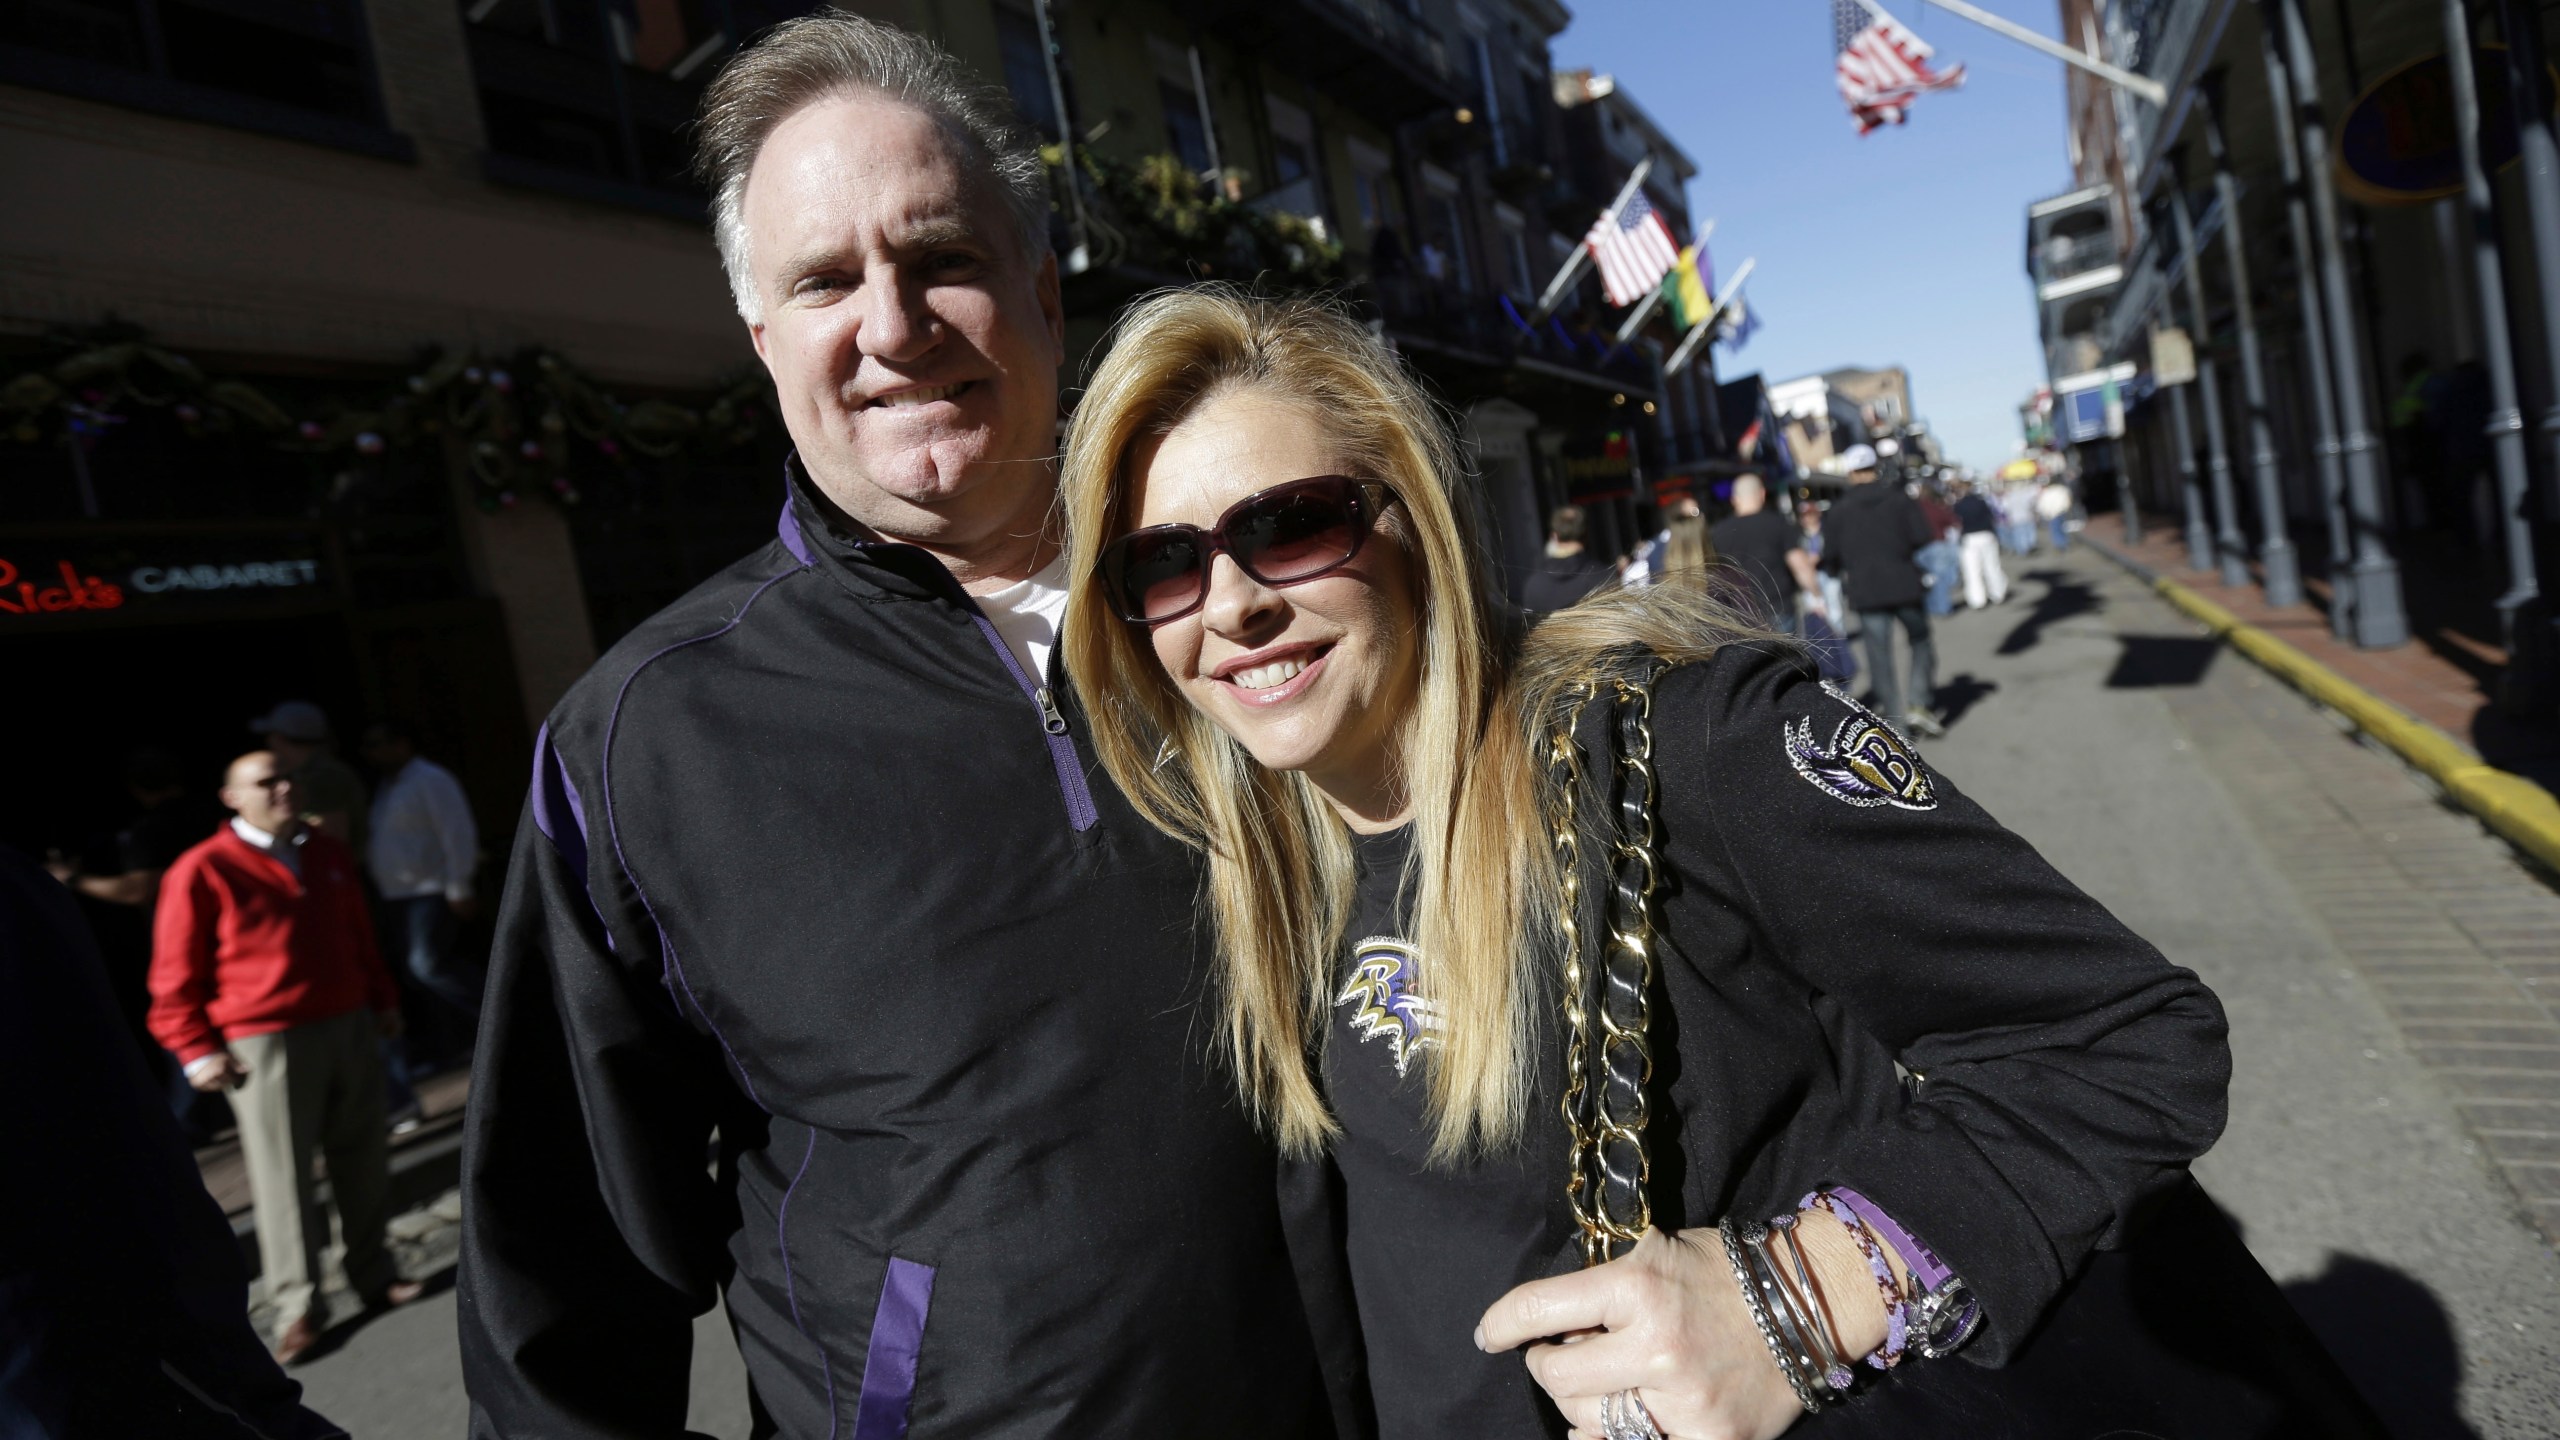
[0,550,323,617]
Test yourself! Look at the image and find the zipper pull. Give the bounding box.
[1034,686,1070,736]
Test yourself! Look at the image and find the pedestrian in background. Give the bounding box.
[148,752,419,1365]
[1954,479,2009,609]
[1820,444,1946,737]
[2000,478,2041,556]
[251,702,368,861]
[1710,474,1821,632]
[359,719,482,1076]
[1914,481,1961,618]
[1,845,348,1439]
[2036,476,2075,552]
[1521,503,1616,612]
[1629,495,1713,589]
[1799,498,1849,624]
[44,746,224,1138]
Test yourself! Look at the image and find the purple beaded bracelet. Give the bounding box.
[1803,1190,1911,1369]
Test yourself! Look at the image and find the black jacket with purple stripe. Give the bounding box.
[457,462,1345,1438]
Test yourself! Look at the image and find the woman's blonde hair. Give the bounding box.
[1061,286,1765,1158]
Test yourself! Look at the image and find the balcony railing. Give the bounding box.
[1372,279,1655,392]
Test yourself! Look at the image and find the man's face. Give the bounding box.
[742,93,1066,550]
[222,753,298,834]
[266,733,317,768]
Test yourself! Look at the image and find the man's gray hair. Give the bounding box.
[694,11,1051,323]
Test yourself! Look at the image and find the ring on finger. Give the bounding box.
[1601,1388,1664,1440]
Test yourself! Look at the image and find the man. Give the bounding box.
[2036,475,2075,552]
[458,15,1342,1438]
[148,753,418,1364]
[1820,444,1946,738]
[2,844,348,1438]
[1520,503,1615,611]
[1709,473,1821,631]
[46,748,221,1121]
[1953,479,2008,609]
[250,701,367,860]
[358,720,481,1040]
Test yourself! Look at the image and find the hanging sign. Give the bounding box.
[0,542,326,621]
[1561,429,1635,502]
[2151,326,2197,387]
[2336,47,2543,206]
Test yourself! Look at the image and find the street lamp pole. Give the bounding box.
[2258,0,2355,638]
[2443,1,2540,679]
[2164,360,2206,574]
[2275,0,2408,647]
[2490,0,2556,711]
[2201,73,2302,607]
[2167,163,2250,589]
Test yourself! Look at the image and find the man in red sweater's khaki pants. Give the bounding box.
[149,751,421,1363]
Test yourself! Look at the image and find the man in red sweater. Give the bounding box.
[148,751,422,1364]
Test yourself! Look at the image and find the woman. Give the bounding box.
[1057,290,2246,1439]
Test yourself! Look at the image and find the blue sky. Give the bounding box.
[1551,0,2077,471]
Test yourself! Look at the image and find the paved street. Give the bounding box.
[278,545,2560,1438]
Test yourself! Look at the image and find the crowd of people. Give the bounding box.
[40,701,482,1364]
[1524,449,2079,741]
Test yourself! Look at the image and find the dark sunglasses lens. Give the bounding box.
[1233,488,1359,583]
[1117,532,1207,620]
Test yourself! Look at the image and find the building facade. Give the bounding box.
[2024,0,2558,711]
[1,0,1742,861]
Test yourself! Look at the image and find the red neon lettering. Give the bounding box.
[0,558,125,616]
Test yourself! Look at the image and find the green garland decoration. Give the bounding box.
[3,322,775,511]
[1045,147,1346,289]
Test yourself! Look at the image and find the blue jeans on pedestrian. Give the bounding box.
[2047,516,2071,552]
[1917,540,1960,616]
[1856,604,1937,719]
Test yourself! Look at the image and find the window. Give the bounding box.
[994,4,1059,141]
[1420,165,1471,293]
[0,0,403,153]
[1347,136,1395,238]
[462,0,811,209]
[1493,203,1531,296]
[1150,36,1214,176]
[1267,96,1314,187]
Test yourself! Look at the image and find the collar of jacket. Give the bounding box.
[774,450,994,605]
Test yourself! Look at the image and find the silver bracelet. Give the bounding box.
[1770,1215,1857,1393]
[1720,1221,1824,1414]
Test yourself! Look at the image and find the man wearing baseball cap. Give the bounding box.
[249,702,369,860]
[1819,444,1947,737]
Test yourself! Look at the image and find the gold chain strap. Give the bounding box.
[1552,664,1666,1267]
[1547,680,1600,1263]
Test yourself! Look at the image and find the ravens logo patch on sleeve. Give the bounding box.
[1783,680,1939,811]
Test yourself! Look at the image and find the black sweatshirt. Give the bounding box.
[458,461,1340,1439]
[1296,642,2227,1432]
[1564,645,2230,1367]
[1818,481,1935,611]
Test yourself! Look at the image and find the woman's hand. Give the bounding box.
[1477,1217,1893,1440]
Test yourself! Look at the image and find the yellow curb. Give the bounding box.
[2123,559,2560,876]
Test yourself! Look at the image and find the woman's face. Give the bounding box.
[1123,386,1421,813]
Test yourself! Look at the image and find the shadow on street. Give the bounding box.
[2106,635,2222,689]
[1996,571,2105,656]
[2282,1254,2484,1440]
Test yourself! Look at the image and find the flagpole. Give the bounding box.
[1665,256,1756,377]
[1530,156,1654,322]
[1852,0,2166,105]
[1611,219,1714,344]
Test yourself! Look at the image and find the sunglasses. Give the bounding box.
[1099,475,1398,624]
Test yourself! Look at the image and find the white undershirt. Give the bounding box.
[976,554,1071,685]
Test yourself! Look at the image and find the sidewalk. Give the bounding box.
[2079,511,2560,794]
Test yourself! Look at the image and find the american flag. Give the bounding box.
[1583,187,1682,307]
[1835,0,1965,135]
